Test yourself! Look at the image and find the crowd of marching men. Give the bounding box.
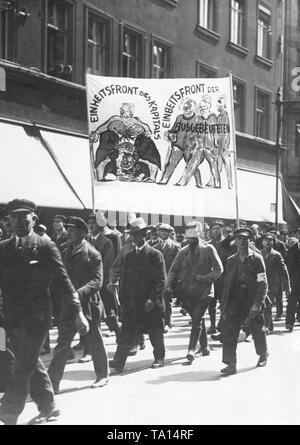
[0,198,299,424]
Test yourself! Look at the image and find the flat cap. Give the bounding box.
[87,212,97,222]
[53,214,67,223]
[65,217,89,233]
[6,199,37,214]
[211,219,225,228]
[262,232,275,241]
[233,227,254,238]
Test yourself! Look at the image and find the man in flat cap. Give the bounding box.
[261,233,290,333]
[95,211,122,257]
[0,200,89,425]
[48,217,109,390]
[168,221,223,363]
[109,217,167,372]
[51,215,68,255]
[285,227,300,332]
[219,227,269,375]
[154,223,181,332]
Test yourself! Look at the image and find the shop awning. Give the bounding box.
[0,121,92,209]
[0,120,285,223]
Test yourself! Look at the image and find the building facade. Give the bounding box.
[0,0,288,222]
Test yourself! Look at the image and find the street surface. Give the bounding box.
[11,306,300,425]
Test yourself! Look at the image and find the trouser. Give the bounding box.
[222,298,268,365]
[113,318,165,368]
[275,285,283,318]
[48,304,109,392]
[264,299,274,331]
[164,290,173,327]
[0,326,55,425]
[160,146,202,186]
[184,298,210,351]
[286,289,300,327]
[177,148,218,187]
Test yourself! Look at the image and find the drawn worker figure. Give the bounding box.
[215,95,233,189]
[89,103,161,182]
[175,95,219,188]
[158,98,203,188]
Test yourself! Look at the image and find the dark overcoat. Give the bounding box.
[121,244,166,331]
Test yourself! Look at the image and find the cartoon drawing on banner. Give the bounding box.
[159,95,233,189]
[86,76,235,190]
[89,102,161,182]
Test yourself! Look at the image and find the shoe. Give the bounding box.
[274,316,282,321]
[28,407,61,425]
[286,324,294,332]
[180,309,187,316]
[207,325,216,334]
[72,342,83,351]
[151,359,164,368]
[197,347,210,356]
[257,355,268,367]
[78,354,92,363]
[139,342,146,350]
[109,360,124,373]
[186,350,195,363]
[211,333,222,342]
[221,364,237,375]
[91,377,108,388]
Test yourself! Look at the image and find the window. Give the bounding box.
[230,0,246,47]
[152,41,172,78]
[196,62,217,78]
[47,0,73,80]
[87,12,110,75]
[257,4,271,59]
[198,0,217,32]
[233,81,245,132]
[0,8,16,61]
[121,28,143,78]
[255,90,270,139]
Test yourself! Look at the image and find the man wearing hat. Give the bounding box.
[285,227,300,332]
[0,200,88,425]
[261,233,290,333]
[154,223,181,332]
[48,217,109,390]
[52,215,68,254]
[167,221,223,363]
[219,227,269,375]
[109,217,167,371]
[86,212,121,348]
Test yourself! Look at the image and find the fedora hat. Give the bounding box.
[129,217,147,233]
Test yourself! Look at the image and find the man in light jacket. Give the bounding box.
[167,221,223,363]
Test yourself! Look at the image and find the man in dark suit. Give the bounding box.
[168,221,223,363]
[261,233,290,333]
[109,217,167,372]
[285,227,300,331]
[154,223,181,332]
[48,217,109,391]
[0,200,88,425]
[220,227,268,375]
